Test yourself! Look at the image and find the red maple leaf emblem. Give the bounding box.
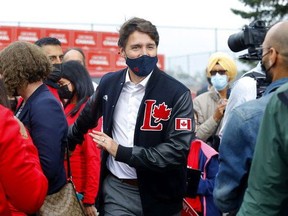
[152,102,172,123]
[181,121,187,127]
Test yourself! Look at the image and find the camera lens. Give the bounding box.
[228,32,247,52]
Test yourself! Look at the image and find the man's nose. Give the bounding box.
[140,47,148,56]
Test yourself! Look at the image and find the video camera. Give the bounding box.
[228,20,268,60]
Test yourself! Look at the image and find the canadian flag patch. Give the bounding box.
[175,118,192,131]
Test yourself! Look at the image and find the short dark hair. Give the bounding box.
[35,37,62,47]
[118,17,159,48]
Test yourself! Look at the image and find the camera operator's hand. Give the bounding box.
[213,99,227,122]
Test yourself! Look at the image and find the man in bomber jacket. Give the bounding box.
[68,17,195,216]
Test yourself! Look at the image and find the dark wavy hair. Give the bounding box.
[61,60,94,117]
[118,17,159,48]
[0,41,52,96]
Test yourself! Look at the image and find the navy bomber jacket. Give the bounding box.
[68,66,195,216]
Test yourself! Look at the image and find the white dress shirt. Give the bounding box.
[107,70,152,179]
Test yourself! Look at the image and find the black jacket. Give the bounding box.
[68,67,195,215]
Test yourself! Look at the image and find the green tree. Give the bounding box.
[232,0,288,25]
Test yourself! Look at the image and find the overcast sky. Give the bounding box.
[0,0,250,74]
[1,0,246,28]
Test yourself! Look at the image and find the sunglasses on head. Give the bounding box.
[210,70,227,76]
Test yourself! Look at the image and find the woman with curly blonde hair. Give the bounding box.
[0,41,68,214]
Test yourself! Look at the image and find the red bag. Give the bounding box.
[182,199,199,216]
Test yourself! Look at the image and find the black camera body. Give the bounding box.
[228,20,268,60]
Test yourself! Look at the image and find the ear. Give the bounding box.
[269,48,278,65]
[119,48,126,58]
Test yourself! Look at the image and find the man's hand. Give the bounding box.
[84,205,99,216]
[89,131,119,157]
[213,99,227,122]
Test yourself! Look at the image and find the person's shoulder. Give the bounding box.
[104,69,126,78]
[193,91,210,101]
[233,76,257,89]
[275,82,288,107]
[241,62,265,78]
[276,81,288,93]
[99,69,126,85]
[232,96,267,120]
[193,87,216,102]
[157,69,187,87]
[31,88,63,111]
[37,89,59,102]
[237,62,264,86]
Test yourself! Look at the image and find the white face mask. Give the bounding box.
[211,73,228,91]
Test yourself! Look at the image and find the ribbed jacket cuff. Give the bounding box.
[115,145,132,163]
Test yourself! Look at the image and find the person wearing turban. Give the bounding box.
[193,52,238,151]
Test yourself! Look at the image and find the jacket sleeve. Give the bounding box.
[30,98,67,181]
[82,126,101,204]
[68,88,102,151]
[213,108,254,213]
[0,106,48,214]
[193,95,219,141]
[116,91,195,171]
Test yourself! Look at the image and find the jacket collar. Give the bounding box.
[264,77,288,96]
[17,84,49,119]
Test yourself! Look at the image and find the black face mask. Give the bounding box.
[260,60,273,84]
[261,49,274,84]
[57,84,74,100]
[48,64,63,83]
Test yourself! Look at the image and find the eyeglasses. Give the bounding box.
[259,46,271,57]
[260,45,288,58]
[210,70,227,76]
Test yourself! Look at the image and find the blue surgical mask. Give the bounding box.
[126,55,158,77]
[211,73,228,91]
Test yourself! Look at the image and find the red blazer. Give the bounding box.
[64,103,101,205]
[0,105,48,215]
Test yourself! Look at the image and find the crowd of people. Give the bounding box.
[0,17,287,216]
